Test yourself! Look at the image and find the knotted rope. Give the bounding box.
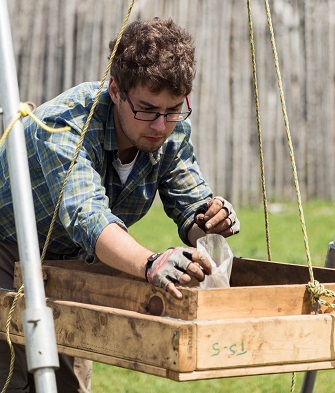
[247,1,335,392]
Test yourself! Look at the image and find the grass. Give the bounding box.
[92,199,335,392]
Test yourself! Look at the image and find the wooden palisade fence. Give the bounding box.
[1,0,334,206]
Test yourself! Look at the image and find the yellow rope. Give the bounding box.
[0,102,71,147]
[290,372,297,393]
[1,1,135,392]
[0,286,24,393]
[262,0,335,309]
[248,1,335,391]
[246,0,272,262]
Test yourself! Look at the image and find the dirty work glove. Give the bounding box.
[194,196,240,236]
[145,247,211,290]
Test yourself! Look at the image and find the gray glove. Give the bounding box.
[145,247,194,289]
[194,196,240,235]
[216,196,240,235]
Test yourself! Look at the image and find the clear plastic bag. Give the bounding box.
[197,234,233,289]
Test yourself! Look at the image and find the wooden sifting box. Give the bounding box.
[1,257,335,381]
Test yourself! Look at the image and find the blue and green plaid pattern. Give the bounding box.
[0,82,213,259]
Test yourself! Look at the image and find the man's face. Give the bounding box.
[109,80,186,154]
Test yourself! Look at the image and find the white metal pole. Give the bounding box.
[0,1,59,391]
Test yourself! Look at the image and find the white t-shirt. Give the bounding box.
[112,151,139,185]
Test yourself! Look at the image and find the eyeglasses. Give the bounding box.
[123,92,192,122]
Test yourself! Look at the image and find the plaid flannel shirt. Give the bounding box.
[0,82,213,259]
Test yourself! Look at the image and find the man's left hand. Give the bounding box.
[194,196,240,237]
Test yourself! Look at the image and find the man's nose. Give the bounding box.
[150,114,167,131]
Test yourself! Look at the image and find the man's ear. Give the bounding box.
[108,77,119,103]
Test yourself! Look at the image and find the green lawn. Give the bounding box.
[92,199,335,392]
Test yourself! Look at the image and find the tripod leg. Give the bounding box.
[300,370,317,393]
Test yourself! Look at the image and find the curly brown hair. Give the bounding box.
[108,17,196,96]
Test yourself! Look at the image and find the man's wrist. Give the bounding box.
[187,222,206,247]
[145,253,162,281]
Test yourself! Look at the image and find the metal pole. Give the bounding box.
[300,371,317,393]
[0,1,59,392]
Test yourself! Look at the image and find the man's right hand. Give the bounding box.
[145,247,212,299]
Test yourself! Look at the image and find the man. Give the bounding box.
[0,17,239,392]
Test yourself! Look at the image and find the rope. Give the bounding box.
[290,372,297,393]
[262,0,335,309]
[1,1,135,392]
[0,286,24,393]
[0,102,70,147]
[246,0,272,262]
[248,1,335,391]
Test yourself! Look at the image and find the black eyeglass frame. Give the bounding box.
[123,92,192,122]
